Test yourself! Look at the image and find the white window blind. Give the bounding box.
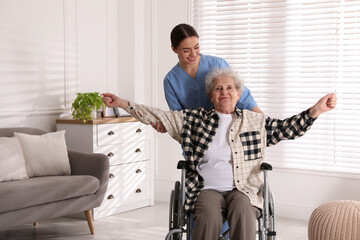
[191,0,360,174]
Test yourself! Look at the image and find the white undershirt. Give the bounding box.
[196,111,235,192]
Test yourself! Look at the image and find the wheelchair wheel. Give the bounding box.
[267,192,276,240]
[169,181,181,240]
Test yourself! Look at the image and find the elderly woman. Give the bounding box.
[102,67,336,240]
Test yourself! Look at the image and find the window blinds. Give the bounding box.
[191,0,360,174]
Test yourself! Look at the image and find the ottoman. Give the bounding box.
[308,200,360,240]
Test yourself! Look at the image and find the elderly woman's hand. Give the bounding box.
[310,93,337,118]
[102,93,130,109]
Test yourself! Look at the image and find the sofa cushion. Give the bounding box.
[14,131,71,177]
[0,137,28,182]
[0,175,100,214]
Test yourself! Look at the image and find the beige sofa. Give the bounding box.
[0,127,109,234]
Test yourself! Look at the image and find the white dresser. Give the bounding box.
[56,117,153,220]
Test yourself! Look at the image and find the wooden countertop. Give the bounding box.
[56,117,138,125]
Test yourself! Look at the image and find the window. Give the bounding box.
[191,0,360,174]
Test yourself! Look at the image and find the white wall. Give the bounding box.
[0,0,118,131]
[76,0,118,93]
[117,0,152,105]
[270,169,360,220]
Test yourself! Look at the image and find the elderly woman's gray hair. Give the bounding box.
[205,67,244,98]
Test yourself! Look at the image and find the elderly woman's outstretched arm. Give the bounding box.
[102,93,184,143]
[265,93,337,147]
[102,93,130,109]
[309,93,337,118]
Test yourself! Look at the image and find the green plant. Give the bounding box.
[71,92,104,122]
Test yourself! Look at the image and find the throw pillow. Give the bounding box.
[14,131,71,177]
[0,137,28,182]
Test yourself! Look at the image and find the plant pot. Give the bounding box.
[91,108,97,119]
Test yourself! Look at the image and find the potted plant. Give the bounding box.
[71,92,104,122]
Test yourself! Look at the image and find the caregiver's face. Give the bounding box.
[172,36,200,66]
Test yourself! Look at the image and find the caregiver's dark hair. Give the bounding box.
[170,23,199,49]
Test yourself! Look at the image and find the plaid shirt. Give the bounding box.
[126,103,316,211]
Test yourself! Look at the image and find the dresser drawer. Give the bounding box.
[101,161,150,209]
[97,122,147,146]
[56,118,153,220]
[96,140,150,165]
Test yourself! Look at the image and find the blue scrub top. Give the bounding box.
[163,54,257,111]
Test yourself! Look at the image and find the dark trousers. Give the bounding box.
[193,189,260,240]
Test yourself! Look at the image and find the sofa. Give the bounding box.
[0,127,109,234]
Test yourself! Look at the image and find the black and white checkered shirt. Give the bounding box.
[126,103,316,211]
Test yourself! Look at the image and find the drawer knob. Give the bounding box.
[108,131,115,135]
[107,194,114,199]
[135,148,141,153]
[109,173,115,178]
[135,169,142,174]
[136,128,142,133]
[135,189,142,193]
[107,152,114,157]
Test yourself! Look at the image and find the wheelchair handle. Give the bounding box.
[177,160,187,169]
[261,162,273,171]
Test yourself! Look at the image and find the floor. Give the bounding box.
[0,202,308,240]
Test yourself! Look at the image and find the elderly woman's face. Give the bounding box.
[210,76,241,114]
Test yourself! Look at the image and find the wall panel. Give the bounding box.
[0,0,117,131]
[0,0,73,117]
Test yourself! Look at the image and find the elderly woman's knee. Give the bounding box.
[226,190,256,216]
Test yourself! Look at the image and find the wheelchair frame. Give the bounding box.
[165,161,276,240]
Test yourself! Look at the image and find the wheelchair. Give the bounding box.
[165,161,276,240]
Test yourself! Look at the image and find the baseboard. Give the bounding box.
[275,203,315,221]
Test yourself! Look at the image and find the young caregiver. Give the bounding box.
[165,23,262,112]
[153,23,263,132]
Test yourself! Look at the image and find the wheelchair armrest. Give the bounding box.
[177,160,187,170]
[261,162,273,171]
